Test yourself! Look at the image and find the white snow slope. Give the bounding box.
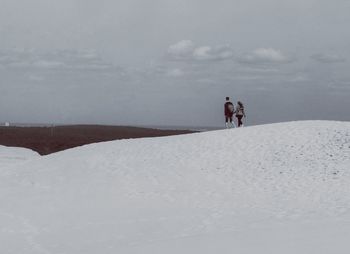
[0,145,39,168]
[1,121,350,254]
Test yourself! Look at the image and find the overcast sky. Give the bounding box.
[1,0,350,127]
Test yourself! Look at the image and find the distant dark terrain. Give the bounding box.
[0,125,195,155]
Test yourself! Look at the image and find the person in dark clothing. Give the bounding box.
[235,101,246,127]
[224,97,235,128]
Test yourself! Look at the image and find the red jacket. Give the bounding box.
[224,102,234,116]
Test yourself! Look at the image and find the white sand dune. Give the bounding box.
[0,145,39,168]
[0,121,350,254]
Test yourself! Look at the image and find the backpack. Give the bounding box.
[236,105,244,115]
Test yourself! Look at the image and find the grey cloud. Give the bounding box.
[192,45,233,61]
[27,74,45,81]
[0,49,115,71]
[165,68,185,77]
[237,48,294,65]
[136,64,186,78]
[167,40,195,61]
[167,40,234,62]
[311,53,346,63]
[287,75,309,83]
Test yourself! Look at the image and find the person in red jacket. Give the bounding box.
[224,97,235,128]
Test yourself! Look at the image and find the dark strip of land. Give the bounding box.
[0,125,196,155]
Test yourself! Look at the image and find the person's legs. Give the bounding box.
[230,116,236,128]
[225,116,235,128]
[237,116,243,127]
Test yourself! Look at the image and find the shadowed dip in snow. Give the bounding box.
[0,125,195,155]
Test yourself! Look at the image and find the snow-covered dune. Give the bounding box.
[0,145,39,168]
[1,121,350,254]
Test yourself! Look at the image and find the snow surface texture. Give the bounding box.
[1,121,350,254]
[0,146,39,168]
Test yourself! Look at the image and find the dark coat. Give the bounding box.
[224,102,234,116]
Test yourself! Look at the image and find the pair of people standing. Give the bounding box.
[224,97,246,128]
